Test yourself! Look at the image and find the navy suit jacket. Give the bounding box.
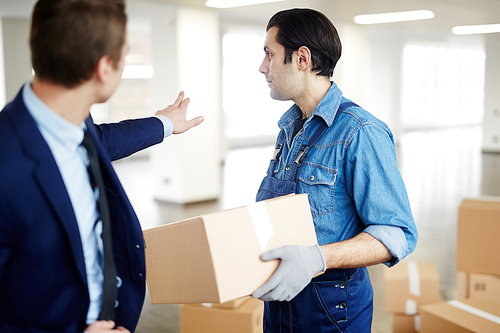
[0,88,164,332]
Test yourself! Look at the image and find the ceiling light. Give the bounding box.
[354,10,435,25]
[206,0,286,9]
[452,24,500,35]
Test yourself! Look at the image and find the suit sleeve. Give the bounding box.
[91,117,165,161]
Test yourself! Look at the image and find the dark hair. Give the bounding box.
[30,0,127,88]
[267,8,341,77]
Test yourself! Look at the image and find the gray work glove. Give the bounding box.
[252,244,326,302]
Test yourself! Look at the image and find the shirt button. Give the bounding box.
[285,166,290,171]
[339,282,346,289]
[310,175,315,181]
[136,244,140,249]
[339,302,346,310]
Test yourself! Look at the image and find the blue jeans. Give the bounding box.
[263,268,373,333]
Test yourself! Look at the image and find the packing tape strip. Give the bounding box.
[448,300,500,325]
[407,261,421,297]
[405,299,418,315]
[247,201,275,251]
[414,315,421,331]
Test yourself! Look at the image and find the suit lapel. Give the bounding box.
[9,89,88,287]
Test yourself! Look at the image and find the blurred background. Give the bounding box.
[1,0,500,332]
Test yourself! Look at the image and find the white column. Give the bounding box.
[149,5,222,203]
[0,18,6,107]
[1,17,32,103]
[482,34,500,152]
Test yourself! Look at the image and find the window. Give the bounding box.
[91,20,154,124]
[401,45,485,129]
[222,32,292,147]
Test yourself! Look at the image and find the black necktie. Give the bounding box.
[81,130,117,321]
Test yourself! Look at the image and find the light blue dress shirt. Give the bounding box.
[22,82,172,324]
[23,83,104,323]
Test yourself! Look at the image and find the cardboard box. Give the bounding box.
[457,271,469,300]
[385,261,442,314]
[212,296,250,309]
[468,272,500,302]
[393,314,420,333]
[144,194,318,304]
[456,271,500,303]
[181,298,264,333]
[457,197,500,276]
[420,299,500,333]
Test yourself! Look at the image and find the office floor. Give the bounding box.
[112,125,500,333]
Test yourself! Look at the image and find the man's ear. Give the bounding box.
[296,46,312,71]
[95,55,113,83]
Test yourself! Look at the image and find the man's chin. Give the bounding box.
[270,93,288,101]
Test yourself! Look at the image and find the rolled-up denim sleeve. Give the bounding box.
[345,123,418,267]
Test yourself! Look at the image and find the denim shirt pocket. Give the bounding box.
[298,162,337,217]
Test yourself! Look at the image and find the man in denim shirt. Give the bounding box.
[252,9,418,332]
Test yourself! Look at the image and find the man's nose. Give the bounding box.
[259,60,268,75]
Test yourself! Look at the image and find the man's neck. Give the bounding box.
[294,76,331,119]
[31,77,95,126]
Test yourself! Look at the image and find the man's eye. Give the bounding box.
[266,52,272,60]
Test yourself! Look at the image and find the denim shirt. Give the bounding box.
[268,81,417,267]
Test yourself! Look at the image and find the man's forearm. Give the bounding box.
[320,232,392,269]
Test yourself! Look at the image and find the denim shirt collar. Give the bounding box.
[278,81,343,130]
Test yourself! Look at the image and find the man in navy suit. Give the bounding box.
[0,0,203,332]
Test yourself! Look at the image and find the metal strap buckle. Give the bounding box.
[294,145,310,168]
[272,143,283,160]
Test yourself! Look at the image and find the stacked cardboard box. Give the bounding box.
[181,297,264,333]
[385,261,442,332]
[420,299,500,332]
[143,193,318,304]
[419,197,500,332]
[456,197,500,303]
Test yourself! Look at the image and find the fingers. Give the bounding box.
[180,96,190,109]
[85,320,117,332]
[260,246,287,262]
[173,91,185,107]
[252,276,288,302]
[190,115,204,126]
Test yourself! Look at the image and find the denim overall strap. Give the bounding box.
[256,102,358,203]
[287,121,328,184]
[256,101,373,332]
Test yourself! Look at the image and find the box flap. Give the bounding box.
[421,299,500,332]
[203,193,318,302]
[144,217,220,304]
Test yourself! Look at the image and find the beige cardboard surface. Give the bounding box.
[457,271,469,300]
[144,194,318,304]
[469,273,500,302]
[393,314,420,333]
[212,296,250,309]
[457,197,500,276]
[420,299,500,333]
[385,261,442,314]
[181,298,264,333]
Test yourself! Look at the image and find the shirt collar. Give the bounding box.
[22,82,85,150]
[278,81,343,129]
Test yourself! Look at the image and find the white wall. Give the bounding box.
[0,0,35,106]
[482,34,500,152]
[147,3,223,203]
[1,18,32,102]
